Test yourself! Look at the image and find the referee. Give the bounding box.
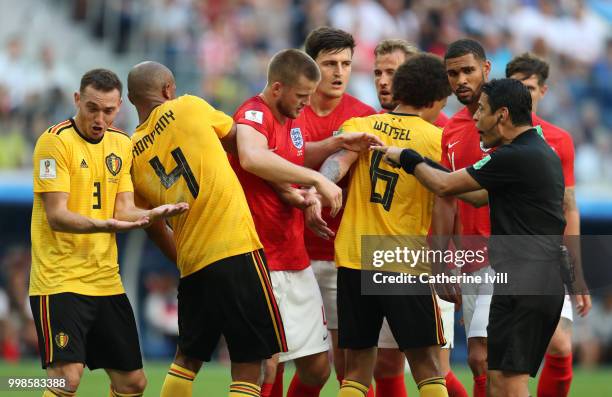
[376,78,566,397]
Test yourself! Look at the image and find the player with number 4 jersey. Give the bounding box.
[128,61,285,397]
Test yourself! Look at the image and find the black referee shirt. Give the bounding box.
[466,128,566,263]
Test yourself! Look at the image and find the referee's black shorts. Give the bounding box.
[178,249,287,363]
[30,293,142,371]
[488,261,565,377]
[337,267,445,351]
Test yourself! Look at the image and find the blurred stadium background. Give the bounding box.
[0,0,610,395]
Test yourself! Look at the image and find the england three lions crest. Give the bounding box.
[290,128,304,150]
[105,153,122,176]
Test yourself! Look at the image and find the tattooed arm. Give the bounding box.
[318,149,360,183]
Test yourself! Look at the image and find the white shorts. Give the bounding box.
[377,295,455,349]
[461,266,494,339]
[560,294,573,321]
[270,267,330,362]
[311,260,338,330]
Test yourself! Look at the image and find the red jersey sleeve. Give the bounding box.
[235,100,273,140]
[440,128,451,168]
[434,112,449,128]
[559,132,576,187]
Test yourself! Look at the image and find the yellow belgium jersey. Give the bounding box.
[335,112,442,273]
[131,95,261,277]
[30,119,133,296]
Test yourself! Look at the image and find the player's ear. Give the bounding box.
[483,60,492,79]
[540,84,548,97]
[74,91,80,107]
[162,83,172,100]
[271,81,283,97]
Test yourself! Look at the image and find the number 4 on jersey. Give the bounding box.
[149,147,199,198]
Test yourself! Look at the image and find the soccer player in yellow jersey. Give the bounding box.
[127,61,286,397]
[316,55,452,397]
[30,69,188,397]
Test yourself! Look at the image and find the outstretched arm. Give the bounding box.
[305,133,384,169]
[42,192,150,233]
[237,123,343,215]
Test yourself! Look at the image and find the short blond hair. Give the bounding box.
[267,49,320,86]
[374,39,419,58]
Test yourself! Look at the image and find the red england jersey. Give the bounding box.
[301,94,376,261]
[231,95,309,271]
[441,107,491,273]
[433,112,449,128]
[532,114,575,187]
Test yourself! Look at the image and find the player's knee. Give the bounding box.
[114,371,147,394]
[373,349,404,379]
[467,349,487,375]
[298,359,331,385]
[264,359,279,377]
[548,330,572,356]
[48,363,83,391]
[174,353,203,374]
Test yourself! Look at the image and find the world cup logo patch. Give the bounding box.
[55,332,69,349]
[290,128,304,150]
[105,153,122,176]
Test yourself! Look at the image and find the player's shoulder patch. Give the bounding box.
[39,158,57,179]
[244,109,264,124]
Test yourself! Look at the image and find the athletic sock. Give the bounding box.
[537,353,573,397]
[109,389,143,397]
[417,377,448,397]
[43,388,76,397]
[374,375,407,397]
[473,374,486,397]
[287,373,324,397]
[266,364,284,397]
[338,380,370,397]
[261,382,274,397]
[160,362,196,397]
[230,381,261,396]
[444,371,467,397]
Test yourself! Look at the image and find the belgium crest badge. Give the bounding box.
[105,153,122,176]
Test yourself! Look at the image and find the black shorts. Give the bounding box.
[488,293,564,377]
[30,293,142,371]
[178,249,287,363]
[337,268,445,350]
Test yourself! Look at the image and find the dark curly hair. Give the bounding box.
[392,54,451,108]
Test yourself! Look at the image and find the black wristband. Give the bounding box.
[399,149,424,174]
[424,157,451,173]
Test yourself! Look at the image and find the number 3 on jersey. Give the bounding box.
[369,151,399,211]
[149,147,200,198]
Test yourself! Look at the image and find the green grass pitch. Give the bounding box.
[0,360,610,396]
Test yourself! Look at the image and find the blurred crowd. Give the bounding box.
[0,0,611,188]
[1,0,612,364]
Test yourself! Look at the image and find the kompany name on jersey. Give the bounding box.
[39,159,56,179]
[245,110,264,124]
